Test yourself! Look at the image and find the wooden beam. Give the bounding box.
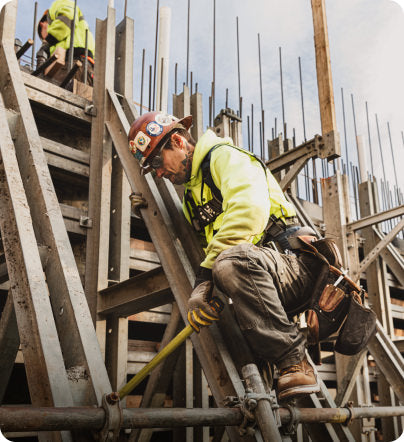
[98,267,172,317]
[85,9,116,322]
[311,0,337,134]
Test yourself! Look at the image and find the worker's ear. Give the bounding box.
[171,132,186,150]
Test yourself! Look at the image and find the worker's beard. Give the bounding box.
[182,148,193,183]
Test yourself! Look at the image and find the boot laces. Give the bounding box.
[279,364,302,376]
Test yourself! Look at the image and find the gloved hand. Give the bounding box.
[36,42,50,67]
[187,281,219,332]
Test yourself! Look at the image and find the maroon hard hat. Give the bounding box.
[128,112,192,171]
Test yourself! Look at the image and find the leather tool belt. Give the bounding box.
[297,237,377,355]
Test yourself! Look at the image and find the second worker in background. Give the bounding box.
[37,0,95,88]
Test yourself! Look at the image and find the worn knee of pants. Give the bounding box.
[212,243,315,369]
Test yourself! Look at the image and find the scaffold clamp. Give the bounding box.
[97,392,122,441]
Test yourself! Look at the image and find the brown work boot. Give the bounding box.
[277,356,320,401]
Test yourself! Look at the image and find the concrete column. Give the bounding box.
[190,92,203,141]
[156,7,171,113]
[356,135,368,183]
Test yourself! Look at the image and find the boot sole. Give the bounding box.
[278,383,320,401]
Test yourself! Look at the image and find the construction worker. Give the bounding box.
[36,0,95,88]
[128,112,321,401]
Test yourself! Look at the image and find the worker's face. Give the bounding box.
[154,134,193,185]
[39,21,48,41]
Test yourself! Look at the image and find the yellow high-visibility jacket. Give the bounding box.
[46,0,95,57]
[183,130,296,269]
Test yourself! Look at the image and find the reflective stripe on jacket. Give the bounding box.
[47,0,95,56]
[182,130,296,269]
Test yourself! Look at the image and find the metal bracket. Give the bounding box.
[97,393,122,441]
[284,404,300,435]
[85,104,97,116]
[225,390,281,436]
[80,215,93,228]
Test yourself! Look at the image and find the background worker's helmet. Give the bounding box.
[37,10,49,39]
[128,111,192,171]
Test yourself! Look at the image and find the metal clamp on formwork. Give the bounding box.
[224,390,281,437]
[97,393,122,442]
[284,404,300,435]
[130,192,148,218]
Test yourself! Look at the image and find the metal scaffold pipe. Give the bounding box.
[1,406,404,432]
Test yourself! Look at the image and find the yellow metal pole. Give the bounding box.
[118,325,194,400]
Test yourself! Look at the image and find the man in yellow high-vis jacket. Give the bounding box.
[37,0,95,87]
[128,111,320,401]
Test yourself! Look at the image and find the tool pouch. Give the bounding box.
[306,269,351,345]
[334,292,377,355]
[300,237,376,354]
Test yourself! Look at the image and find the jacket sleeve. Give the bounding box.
[47,3,76,43]
[200,146,270,269]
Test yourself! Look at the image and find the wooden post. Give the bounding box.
[311,0,337,134]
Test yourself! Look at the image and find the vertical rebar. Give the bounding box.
[148,65,152,111]
[258,34,264,114]
[186,0,190,86]
[236,16,242,118]
[225,88,228,109]
[140,49,145,115]
[195,82,198,93]
[274,117,277,139]
[174,62,177,95]
[387,122,399,194]
[212,0,216,123]
[32,2,38,69]
[366,101,374,177]
[251,103,254,152]
[279,47,286,138]
[261,110,265,159]
[68,0,78,71]
[341,88,349,168]
[375,114,386,183]
[190,71,193,95]
[83,29,88,85]
[124,0,128,17]
[298,57,307,142]
[351,93,359,169]
[247,115,251,152]
[152,0,160,111]
[259,121,263,159]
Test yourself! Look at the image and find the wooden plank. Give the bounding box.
[84,10,115,322]
[311,0,337,134]
[22,71,91,109]
[25,86,91,123]
[0,94,74,419]
[45,151,89,177]
[41,136,90,165]
[0,18,112,405]
[98,267,172,317]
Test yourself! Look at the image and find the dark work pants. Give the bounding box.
[212,243,317,369]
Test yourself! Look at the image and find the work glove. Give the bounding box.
[187,281,222,333]
[36,42,50,68]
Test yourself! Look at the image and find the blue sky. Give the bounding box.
[8,0,404,196]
